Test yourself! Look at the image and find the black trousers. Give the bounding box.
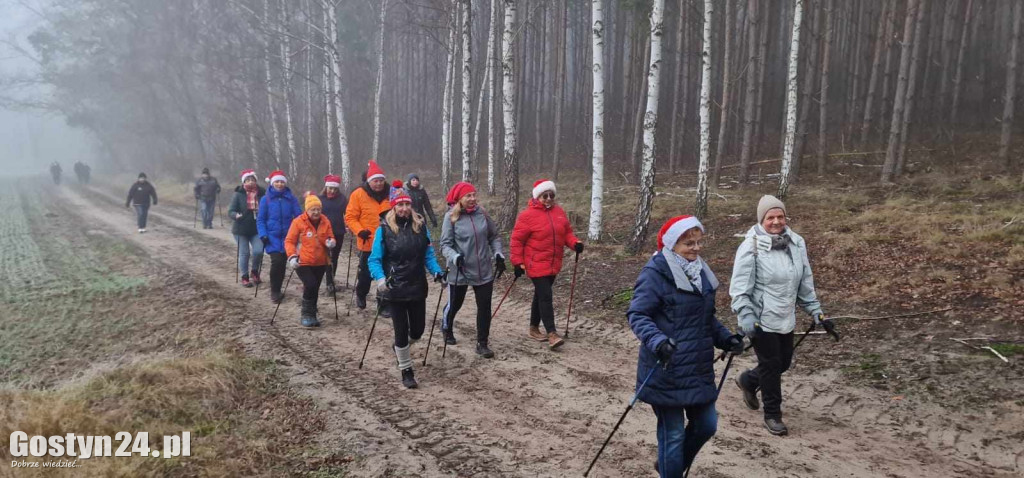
[356,250,372,298]
[442,281,494,344]
[327,238,343,285]
[390,299,427,348]
[530,275,558,333]
[740,331,795,419]
[296,265,327,304]
[269,252,287,294]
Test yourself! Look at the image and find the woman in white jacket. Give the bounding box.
[729,195,832,437]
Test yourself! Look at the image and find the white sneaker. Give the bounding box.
[139,228,146,233]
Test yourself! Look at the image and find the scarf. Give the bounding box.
[244,183,259,211]
[663,248,704,292]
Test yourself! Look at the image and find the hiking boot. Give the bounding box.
[401,368,418,389]
[528,326,547,341]
[300,299,317,327]
[326,282,336,295]
[356,295,367,309]
[736,371,760,411]
[251,271,262,284]
[547,331,565,350]
[270,290,283,304]
[764,417,789,436]
[241,276,252,288]
[301,316,316,327]
[476,342,494,359]
[378,300,391,318]
[443,328,457,345]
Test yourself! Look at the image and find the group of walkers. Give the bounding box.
[116,160,835,476]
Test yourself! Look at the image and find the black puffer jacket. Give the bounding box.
[405,176,437,227]
[377,216,431,302]
[228,185,265,237]
[125,181,158,207]
[318,192,348,240]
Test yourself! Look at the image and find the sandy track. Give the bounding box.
[62,185,1021,477]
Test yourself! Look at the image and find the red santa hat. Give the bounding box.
[266,170,287,184]
[446,181,477,206]
[532,179,556,199]
[324,174,341,188]
[366,160,385,182]
[657,215,705,250]
[390,190,412,207]
[240,169,257,182]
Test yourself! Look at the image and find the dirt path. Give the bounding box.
[61,185,1022,477]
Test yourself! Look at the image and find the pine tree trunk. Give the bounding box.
[792,0,822,179]
[696,0,714,219]
[498,0,519,232]
[628,0,666,254]
[588,0,605,241]
[896,0,928,175]
[999,0,1022,168]
[817,0,833,175]
[938,0,957,120]
[668,4,686,175]
[881,0,919,183]
[860,0,892,147]
[461,0,473,182]
[950,0,975,124]
[776,0,804,199]
[739,0,759,184]
[630,39,652,182]
[711,0,734,186]
[372,0,389,161]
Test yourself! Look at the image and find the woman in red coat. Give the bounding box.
[510,179,584,350]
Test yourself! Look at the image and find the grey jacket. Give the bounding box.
[440,206,504,286]
[729,225,823,334]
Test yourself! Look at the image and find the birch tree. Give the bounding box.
[323,0,351,187]
[371,0,389,161]
[487,0,499,194]
[588,0,605,241]
[460,0,473,182]
[497,0,519,231]
[999,0,1022,168]
[881,0,919,183]
[695,0,713,219]
[627,0,666,253]
[279,0,297,177]
[264,0,282,166]
[776,0,803,199]
[473,0,497,181]
[440,1,457,191]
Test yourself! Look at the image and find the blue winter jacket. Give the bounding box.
[627,251,734,408]
[256,186,302,255]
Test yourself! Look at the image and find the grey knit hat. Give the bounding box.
[757,195,786,223]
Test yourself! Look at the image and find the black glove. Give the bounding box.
[655,338,677,365]
[433,272,445,283]
[358,229,371,241]
[726,334,745,355]
[514,265,525,279]
[495,256,506,279]
[455,256,465,270]
[574,242,585,254]
[260,236,270,247]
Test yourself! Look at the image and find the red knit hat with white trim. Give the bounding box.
[240,169,257,182]
[266,170,287,184]
[366,160,385,182]
[657,215,705,250]
[324,174,341,188]
[390,190,412,207]
[532,179,556,199]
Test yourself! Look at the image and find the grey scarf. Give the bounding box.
[663,248,703,292]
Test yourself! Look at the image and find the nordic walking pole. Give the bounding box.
[358,301,383,369]
[490,276,518,321]
[254,253,266,298]
[564,252,581,338]
[584,364,661,477]
[441,266,461,360]
[193,198,198,228]
[717,353,736,393]
[793,323,818,350]
[327,248,339,321]
[423,269,449,366]
[345,234,354,289]
[270,267,295,325]
[235,239,240,283]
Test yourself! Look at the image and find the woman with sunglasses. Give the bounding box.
[509,179,583,349]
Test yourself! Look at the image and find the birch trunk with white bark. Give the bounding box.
[696,0,713,218]
[264,0,282,166]
[441,1,457,192]
[588,0,605,240]
[372,0,389,161]
[776,0,804,199]
[628,0,666,253]
[460,0,473,182]
[498,0,519,231]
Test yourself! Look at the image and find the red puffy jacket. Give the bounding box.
[510,200,580,278]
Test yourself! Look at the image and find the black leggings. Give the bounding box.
[390,299,426,348]
[530,275,557,333]
[327,239,343,285]
[356,251,372,298]
[442,281,494,343]
[269,252,287,294]
[296,265,327,303]
[740,331,795,419]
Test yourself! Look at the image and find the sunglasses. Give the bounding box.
[540,192,556,200]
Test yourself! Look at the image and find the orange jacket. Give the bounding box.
[285,213,337,267]
[345,185,392,252]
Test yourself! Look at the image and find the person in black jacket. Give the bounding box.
[405,174,437,228]
[228,169,266,287]
[194,167,221,229]
[125,173,158,233]
[368,190,445,389]
[317,174,348,294]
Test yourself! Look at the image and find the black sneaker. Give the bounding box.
[476,342,494,359]
[270,290,283,304]
[736,372,760,411]
[356,295,367,309]
[443,328,457,345]
[401,368,418,389]
[764,417,789,436]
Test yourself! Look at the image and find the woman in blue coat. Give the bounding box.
[257,170,303,304]
[627,215,744,477]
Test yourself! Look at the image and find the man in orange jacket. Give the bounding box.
[286,195,337,327]
[345,160,392,310]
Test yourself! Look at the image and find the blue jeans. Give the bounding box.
[236,234,264,277]
[133,204,149,229]
[652,402,718,477]
[200,199,216,228]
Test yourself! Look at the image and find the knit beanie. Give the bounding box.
[757,195,786,223]
[446,182,477,206]
[305,194,322,211]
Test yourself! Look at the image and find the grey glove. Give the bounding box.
[738,313,758,338]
